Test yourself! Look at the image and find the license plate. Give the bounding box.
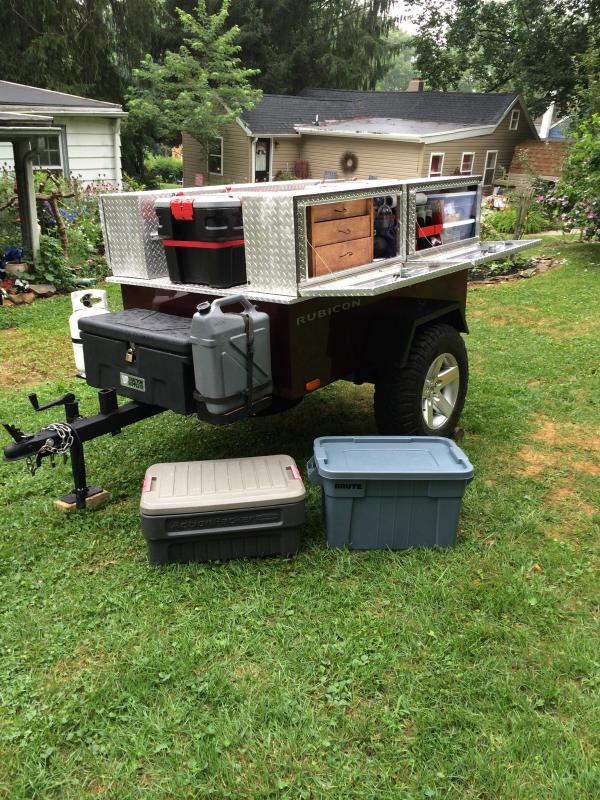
[120,372,146,392]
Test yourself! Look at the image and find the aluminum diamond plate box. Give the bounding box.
[100,188,205,279]
[242,193,299,296]
[100,181,323,280]
[102,176,537,303]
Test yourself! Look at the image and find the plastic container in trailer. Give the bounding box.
[140,455,306,564]
[155,194,246,288]
[307,436,474,550]
[155,194,244,242]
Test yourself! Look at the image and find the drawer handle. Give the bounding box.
[338,227,351,234]
[333,206,347,213]
[339,251,353,259]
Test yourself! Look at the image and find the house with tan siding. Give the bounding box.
[183,88,537,189]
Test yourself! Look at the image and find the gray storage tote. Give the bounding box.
[307,436,474,550]
[141,455,306,564]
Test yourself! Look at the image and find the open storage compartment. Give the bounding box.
[409,179,481,257]
[304,190,403,281]
[298,238,539,298]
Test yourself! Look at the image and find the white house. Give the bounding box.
[0,81,127,187]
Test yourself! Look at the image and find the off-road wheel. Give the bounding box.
[374,323,468,436]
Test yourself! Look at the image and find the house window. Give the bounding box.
[509,109,520,131]
[208,137,223,175]
[460,152,475,175]
[31,135,62,171]
[428,152,445,177]
[484,150,498,185]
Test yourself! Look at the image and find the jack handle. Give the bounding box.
[28,392,80,423]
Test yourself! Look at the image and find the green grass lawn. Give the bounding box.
[1,237,599,799]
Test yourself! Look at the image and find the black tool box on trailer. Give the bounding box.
[155,194,247,288]
[79,309,195,414]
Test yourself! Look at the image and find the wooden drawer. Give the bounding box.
[310,198,371,223]
[310,236,373,277]
[311,214,372,247]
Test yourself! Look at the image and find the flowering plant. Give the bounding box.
[540,114,600,241]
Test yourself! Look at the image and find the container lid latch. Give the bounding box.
[170,196,194,221]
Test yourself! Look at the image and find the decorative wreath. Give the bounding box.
[340,151,359,174]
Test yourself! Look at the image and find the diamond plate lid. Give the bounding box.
[140,455,305,515]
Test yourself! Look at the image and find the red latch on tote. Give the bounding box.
[170,196,194,221]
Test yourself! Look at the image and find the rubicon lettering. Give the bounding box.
[296,299,361,325]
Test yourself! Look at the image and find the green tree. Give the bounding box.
[404,0,597,116]
[571,33,600,121]
[376,28,414,92]
[0,0,163,103]
[155,0,399,94]
[126,0,261,162]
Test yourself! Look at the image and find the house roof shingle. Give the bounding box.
[0,80,122,111]
[241,89,522,135]
[241,95,357,135]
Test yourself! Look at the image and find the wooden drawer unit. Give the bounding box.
[308,198,374,277]
[311,214,372,247]
[310,197,371,223]
[310,236,374,277]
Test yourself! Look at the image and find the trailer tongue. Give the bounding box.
[3,176,539,508]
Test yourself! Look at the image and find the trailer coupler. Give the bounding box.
[3,389,164,510]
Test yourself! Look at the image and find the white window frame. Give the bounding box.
[509,109,520,131]
[428,152,445,177]
[31,134,63,172]
[207,136,223,176]
[483,150,498,185]
[460,151,475,175]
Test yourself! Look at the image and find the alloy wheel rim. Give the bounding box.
[421,353,460,430]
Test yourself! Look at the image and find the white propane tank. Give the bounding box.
[69,289,109,377]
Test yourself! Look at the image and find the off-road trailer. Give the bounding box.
[3,176,537,508]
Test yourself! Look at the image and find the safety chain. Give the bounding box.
[27,423,74,475]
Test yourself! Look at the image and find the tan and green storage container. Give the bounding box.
[140,455,306,564]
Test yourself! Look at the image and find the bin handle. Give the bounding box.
[208,295,255,313]
[314,444,327,463]
[306,456,322,485]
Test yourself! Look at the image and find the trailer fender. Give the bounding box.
[356,300,468,382]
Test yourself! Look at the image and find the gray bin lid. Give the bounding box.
[312,436,474,481]
[140,455,305,515]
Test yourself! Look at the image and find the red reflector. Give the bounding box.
[305,379,321,392]
[170,196,195,221]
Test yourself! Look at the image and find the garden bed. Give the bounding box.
[469,254,565,283]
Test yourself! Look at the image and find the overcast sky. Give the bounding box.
[394,1,418,34]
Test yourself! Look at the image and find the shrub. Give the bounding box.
[482,205,552,236]
[540,115,600,241]
[144,154,183,188]
[274,169,298,181]
[29,235,77,291]
[0,169,120,287]
[0,167,21,253]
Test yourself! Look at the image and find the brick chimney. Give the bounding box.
[407,77,424,92]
